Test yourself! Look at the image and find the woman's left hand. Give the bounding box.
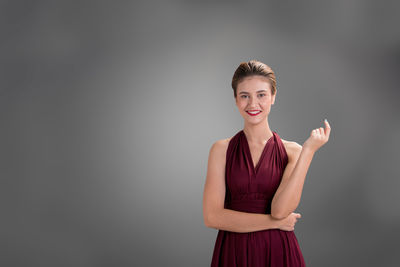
[302,119,331,153]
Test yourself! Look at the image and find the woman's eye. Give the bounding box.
[240,94,265,98]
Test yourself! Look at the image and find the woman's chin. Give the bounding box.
[245,118,265,124]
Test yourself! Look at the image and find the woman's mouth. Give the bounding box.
[246,110,262,116]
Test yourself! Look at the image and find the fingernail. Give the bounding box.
[324,118,327,122]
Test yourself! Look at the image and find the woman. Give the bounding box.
[202,60,331,266]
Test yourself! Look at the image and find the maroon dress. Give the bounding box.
[210,129,306,267]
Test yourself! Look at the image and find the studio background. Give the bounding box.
[1,1,399,266]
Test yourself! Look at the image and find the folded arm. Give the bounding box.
[270,143,315,219]
[271,120,330,219]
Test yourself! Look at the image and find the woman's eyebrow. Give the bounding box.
[239,90,268,95]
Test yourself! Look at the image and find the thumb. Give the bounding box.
[324,119,331,137]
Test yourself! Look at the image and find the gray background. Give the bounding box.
[1,0,399,266]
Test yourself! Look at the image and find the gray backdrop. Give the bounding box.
[1,0,399,266]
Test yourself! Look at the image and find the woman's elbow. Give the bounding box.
[203,211,215,228]
[270,208,287,220]
[204,217,212,228]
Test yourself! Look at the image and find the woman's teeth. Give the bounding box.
[247,111,261,115]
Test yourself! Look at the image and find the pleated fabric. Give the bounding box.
[210,129,306,267]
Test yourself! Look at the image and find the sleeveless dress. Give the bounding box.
[210,129,306,267]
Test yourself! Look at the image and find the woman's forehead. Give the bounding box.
[237,78,271,92]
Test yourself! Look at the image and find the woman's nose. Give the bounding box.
[249,96,258,106]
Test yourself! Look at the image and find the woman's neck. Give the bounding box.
[243,121,273,143]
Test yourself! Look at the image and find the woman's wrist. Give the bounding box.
[266,214,280,229]
[301,145,316,156]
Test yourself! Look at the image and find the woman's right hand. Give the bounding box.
[277,212,301,231]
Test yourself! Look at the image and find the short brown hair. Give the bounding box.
[231,60,277,98]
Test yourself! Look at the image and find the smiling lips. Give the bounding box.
[246,110,262,116]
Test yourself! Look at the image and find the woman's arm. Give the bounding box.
[271,119,331,219]
[270,145,314,219]
[203,139,296,233]
[205,208,280,233]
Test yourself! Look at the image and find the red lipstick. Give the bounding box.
[246,110,262,116]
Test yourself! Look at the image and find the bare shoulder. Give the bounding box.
[209,137,232,158]
[280,137,302,161]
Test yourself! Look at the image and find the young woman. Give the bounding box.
[203,60,331,266]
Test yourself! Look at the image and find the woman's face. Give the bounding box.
[235,75,276,124]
